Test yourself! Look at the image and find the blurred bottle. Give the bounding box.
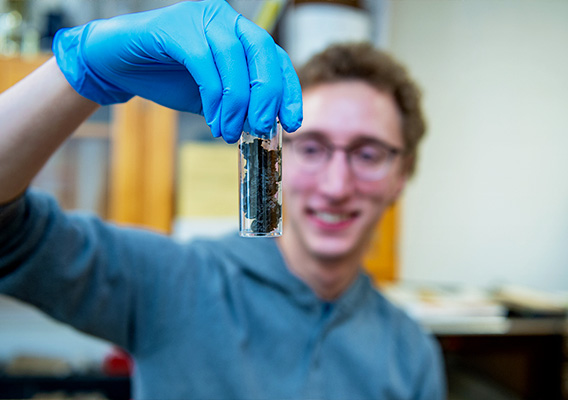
[0,0,39,56]
[39,6,67,52]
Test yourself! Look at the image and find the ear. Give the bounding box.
[388,155,412,204]
[389,174,408,205]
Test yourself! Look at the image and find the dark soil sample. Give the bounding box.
[240,137,281,233]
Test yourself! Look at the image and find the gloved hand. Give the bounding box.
[52,0,302,143]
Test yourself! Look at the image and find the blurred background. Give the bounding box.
[1,0,567,399]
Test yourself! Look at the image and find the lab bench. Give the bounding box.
[435,317,567,400]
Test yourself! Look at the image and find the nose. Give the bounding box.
[317,151,355,201]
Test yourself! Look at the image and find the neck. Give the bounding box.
[276,237,363,301]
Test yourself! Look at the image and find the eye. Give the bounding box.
[294,138,327,161]
[351,145,389,165]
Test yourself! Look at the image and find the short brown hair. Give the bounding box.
[297,42,425,177]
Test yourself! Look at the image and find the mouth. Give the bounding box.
[308,209,359,230]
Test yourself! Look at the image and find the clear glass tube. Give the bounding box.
[238,120,282,237]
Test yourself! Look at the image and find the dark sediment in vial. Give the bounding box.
[240,137,281,233]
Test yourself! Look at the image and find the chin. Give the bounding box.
[307,239,361,263]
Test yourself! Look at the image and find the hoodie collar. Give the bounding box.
[219,232,373,313]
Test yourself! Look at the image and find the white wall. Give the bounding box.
[388,1,568,292]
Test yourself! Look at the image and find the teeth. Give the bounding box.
[315,212,351,224]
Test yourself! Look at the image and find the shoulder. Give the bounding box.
[365,284,445,394]
[361,282,443,366]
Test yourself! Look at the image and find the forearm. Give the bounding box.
[0,57,99,204]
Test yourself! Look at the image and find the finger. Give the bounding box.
[235,16,282,135]
[206,18,250,143]
[169,37,224,139]
[276,46,303,133]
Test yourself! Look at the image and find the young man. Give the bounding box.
[0,1,445,399]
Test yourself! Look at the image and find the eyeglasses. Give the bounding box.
[283,133,404,181]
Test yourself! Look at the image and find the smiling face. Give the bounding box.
[280,81,408,265]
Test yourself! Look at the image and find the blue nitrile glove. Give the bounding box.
[52,0,302,143]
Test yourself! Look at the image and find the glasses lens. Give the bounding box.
[291,137,328,170]
[349,144,392,181]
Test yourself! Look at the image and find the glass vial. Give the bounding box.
[239,120,282,237]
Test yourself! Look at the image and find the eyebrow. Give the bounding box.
[284,130,403,153]
[282,130,326,142]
